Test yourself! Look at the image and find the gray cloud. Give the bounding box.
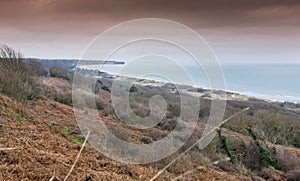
[1,0,299,61]
[2,0,300,27]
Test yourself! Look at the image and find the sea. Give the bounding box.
[80,62,300,103]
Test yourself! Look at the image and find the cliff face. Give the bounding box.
[24,58,124,71]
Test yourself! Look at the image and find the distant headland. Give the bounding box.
[24,58,125,71]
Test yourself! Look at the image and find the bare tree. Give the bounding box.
[0,44,41,101]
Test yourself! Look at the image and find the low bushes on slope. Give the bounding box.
[0,45,41,102]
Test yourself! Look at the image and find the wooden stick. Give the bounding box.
[0,147,19,151]
[64,131,90,181]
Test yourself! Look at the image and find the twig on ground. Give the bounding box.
[0,147,19,151]
[49,170,60,181]
[49,175,55,181]
[64,131,90,181]
[213,157,231,165]
[171,166,204,181]
[150,107,250,181]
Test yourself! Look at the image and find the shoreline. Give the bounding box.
[78,66,300,104]
[89,70,298,104]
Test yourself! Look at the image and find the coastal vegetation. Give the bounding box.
[0,45,299,180]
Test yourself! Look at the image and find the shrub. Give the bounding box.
[247,127,282,170]
[27,60,48,76]
[199,107,210,118]
[167,103,181,117]
[53,92,72,106]
[49,66,73,82]
[0,45,41,101]
[251,112,300,147]
[103,103,114,116]
[101,85,110,92]
[129,102,150,118]
[95,98,105,110]
[157,119,177,131]
[93,79,103,94]
[129,85,138,93]
[217,129,236,163]
[224,110,300,148]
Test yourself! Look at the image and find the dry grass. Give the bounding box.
[0,94,160,180]
[1,75,299,180]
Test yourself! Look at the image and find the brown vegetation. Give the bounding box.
[0,46,299,180]
[0,45,41,101]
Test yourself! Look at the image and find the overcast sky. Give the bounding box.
[1,0,300,63]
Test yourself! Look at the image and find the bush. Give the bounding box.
[167,103,181,117]
[0,45,41,101]
[129,85,138,93]
[247,127,282,170]
[217,129,236,163]
[95,98,105,110]
[49,66,73,82]
[27,60,48,76]
[53,92,72,106]
[251,112,300,147]
[224,110,300,148]
[101,85,110,92]
[199,106,210,118]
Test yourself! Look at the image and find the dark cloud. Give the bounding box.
[1,0,300,27]
[0,0,299,61]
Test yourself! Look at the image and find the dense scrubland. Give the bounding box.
[0,45,300,180]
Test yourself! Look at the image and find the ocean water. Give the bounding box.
[80,63,300,103]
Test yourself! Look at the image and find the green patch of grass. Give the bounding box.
[61,128,84,144]
[134,111,146,118]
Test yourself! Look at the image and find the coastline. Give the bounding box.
[87,69,293,105]
[79,63,300,104]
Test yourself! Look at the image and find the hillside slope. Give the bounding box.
[0,93,255,180]
[0,94,152,180]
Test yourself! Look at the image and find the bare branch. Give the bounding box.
[0,147,19,151]
[64,131,90,181]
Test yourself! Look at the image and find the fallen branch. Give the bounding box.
[171,166,204,181]
[213,157,231,165]
[64,131,90,181]
[0,147,19,151]
[49,170,60,181]
[150,107,250,181]
[49,176,55,181]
